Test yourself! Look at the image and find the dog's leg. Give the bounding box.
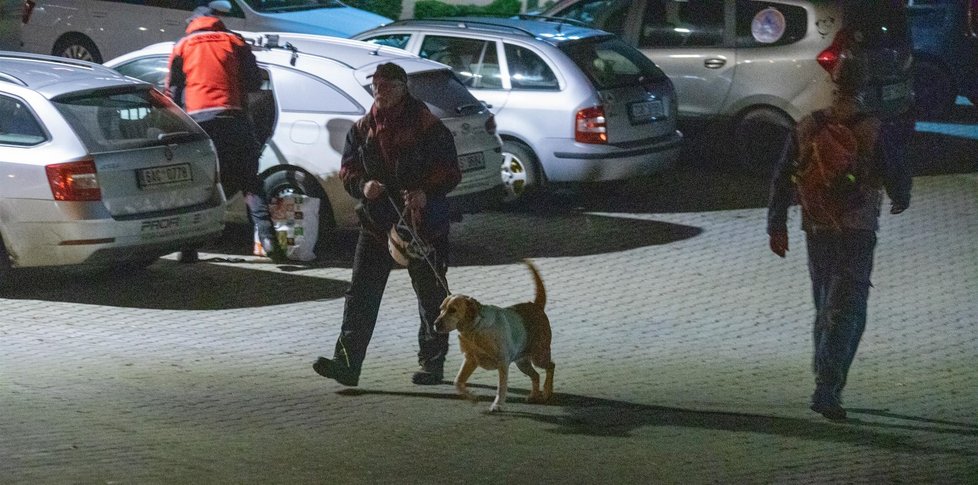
[454,357,479,403]
[490,364,510,413]
[542,361,555,402]
[516,359,543,403]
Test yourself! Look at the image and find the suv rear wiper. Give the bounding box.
[157,131,200,144]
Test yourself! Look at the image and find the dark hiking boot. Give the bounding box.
[411,364,444,385]
[810,401,847,421]
[313,357,359,387]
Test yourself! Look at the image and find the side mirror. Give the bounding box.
[208,0,233,14]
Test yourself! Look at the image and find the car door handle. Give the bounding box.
[704,58,726,69]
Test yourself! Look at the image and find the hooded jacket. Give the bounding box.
[165,16,261,121]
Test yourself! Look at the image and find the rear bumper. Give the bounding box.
[0,194,226,268]
[448,183,504,215]
[542,131,683,182]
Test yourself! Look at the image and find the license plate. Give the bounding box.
[137,163,192,188]
[881,81,910,101]
[629,100,664,123]
[458,152,485,173]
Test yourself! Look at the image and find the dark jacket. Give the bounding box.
[340,95,460,238]
[165,16,261,122]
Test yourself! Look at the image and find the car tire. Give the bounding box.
[262,169,335,252]
[913,59,956,120]
[500,140,541,205]
[732,107,794,180]
[53,35,102,64]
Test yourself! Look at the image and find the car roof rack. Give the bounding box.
[386,18,539,38]
[516,13,589,31]
[0,52,103,71]
[0,71,27,86]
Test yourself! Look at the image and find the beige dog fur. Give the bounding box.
[434,260,554,412]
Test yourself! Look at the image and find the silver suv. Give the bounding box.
[355,17,683,203]
[0,52,225,273]
[541,0,844,175]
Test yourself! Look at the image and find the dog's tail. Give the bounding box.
[523,259,545,309]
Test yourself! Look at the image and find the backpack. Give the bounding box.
[794,110,874,229]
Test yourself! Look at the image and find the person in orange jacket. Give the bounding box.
[165,9,284,263]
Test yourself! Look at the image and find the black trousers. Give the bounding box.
[332,229,450,373]
[198,113,274,242]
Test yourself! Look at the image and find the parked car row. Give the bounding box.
[106,32,505,234]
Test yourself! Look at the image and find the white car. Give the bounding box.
[105,33,503,239]
[20,0,392,64]
[0,52,226,273]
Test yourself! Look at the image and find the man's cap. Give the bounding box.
[370,62,408,83]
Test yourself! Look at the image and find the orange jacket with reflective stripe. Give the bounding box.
[165,16,260,120]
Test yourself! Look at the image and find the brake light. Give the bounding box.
[46,159,101,201]
[485,114,497,136]
[575,106,607,144]
[817,28,850,73]
[22,0,35,24]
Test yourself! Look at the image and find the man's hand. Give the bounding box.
[363,180,385,200]
[769,230,789,258]
[403,189,427,223]
[403,189,427,212]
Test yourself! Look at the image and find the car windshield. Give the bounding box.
[559,37,668,89]
[240,0,343,12]
[51,87,208,153]
[364,69,487,118]
[843,2,911,47]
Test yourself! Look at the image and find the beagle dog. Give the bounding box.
[434,260,554,412]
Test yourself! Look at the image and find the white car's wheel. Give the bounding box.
[500,140,541,205]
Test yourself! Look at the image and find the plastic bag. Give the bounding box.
[253,194,320,262]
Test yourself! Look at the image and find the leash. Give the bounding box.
[385,193,452,295]
[358,145,451,295]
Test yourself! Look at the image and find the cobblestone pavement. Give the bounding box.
[2,123,977,483]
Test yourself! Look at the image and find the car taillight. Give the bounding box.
[485,114,497,136]
[817,28,850,73]
[22,0,36,24]
[46,159,101,201]
[575,106,606,144]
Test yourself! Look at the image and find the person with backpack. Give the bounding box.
[766,56,912,421]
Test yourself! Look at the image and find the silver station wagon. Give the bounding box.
[0,52,225,274]
[355,17,683,203]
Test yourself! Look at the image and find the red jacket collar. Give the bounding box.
[185,16,226,34]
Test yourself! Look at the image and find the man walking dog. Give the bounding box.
[313,62,460,387]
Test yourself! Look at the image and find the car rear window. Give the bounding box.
[559,37,668,89]
[51,87,208,153]
[0,95,47,146]
[365,69,486,118]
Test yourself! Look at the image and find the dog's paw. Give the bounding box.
[488,403,503,413]
[526,392,545,404]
